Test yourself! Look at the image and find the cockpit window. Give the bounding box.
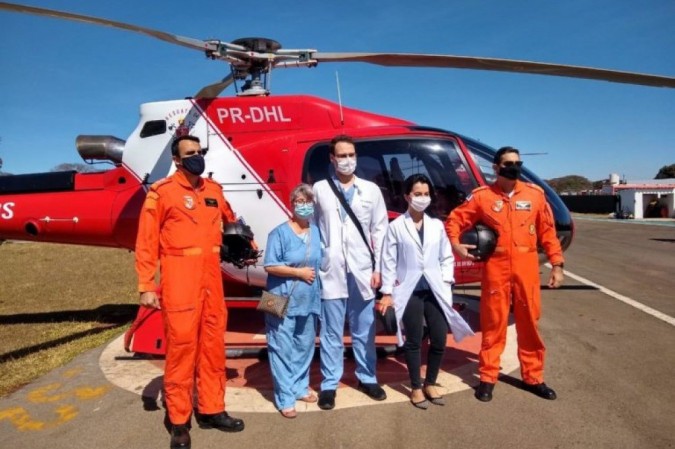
[303,138,478,220]
[140,120,167,138]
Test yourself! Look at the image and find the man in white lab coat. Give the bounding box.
[313,135,389,410]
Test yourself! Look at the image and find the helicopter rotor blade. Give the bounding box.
[194,74,235,99]
[0,1,218,53]
[312,52,675,89]
[3,2,673,91]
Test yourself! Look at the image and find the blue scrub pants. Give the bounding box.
[320,273,378,391]
[265,313,317,410]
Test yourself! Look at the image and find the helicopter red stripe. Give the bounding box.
[188,98,291,216]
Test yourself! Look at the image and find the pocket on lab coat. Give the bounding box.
[320,246,331,272]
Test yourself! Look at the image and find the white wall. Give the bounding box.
[618,189,637,217]
[664,194,675,218]
[615,189,675,219]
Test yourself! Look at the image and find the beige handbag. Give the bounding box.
[257,290,290,318]
[257,229,311,319]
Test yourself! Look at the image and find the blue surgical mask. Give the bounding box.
[181,154,205,176]
[294,203,314,219]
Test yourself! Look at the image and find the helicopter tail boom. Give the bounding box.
[0,167,145,249]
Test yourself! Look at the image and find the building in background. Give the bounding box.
[603,175,675,219]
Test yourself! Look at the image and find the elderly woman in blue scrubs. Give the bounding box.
[263,183,322,418]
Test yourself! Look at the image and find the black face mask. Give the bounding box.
[181,154,205,176]
[498,164,521,180]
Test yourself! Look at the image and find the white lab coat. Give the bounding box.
[313,177,388,300]
[380,212,475,346]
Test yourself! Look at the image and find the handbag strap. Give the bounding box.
[287,226,312,298]
[327,177,375,270]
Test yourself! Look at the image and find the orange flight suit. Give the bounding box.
[445,181,563,385]
[135,170,236,425]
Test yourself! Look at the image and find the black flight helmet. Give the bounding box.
[459,223,498,259]
[220,222,261,268]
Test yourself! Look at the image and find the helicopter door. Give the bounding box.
[203,135,292,286]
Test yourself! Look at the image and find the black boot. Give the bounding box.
[318,390,336,410]
[357,382,387,401]
[474,381,495,402]
[523,382,557,400]
[195,411,245,432]
[170,425,190,449]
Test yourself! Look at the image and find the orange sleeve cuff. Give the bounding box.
[138,283,156,293]
[549,256,564,266]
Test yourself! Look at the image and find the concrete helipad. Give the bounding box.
[4,219,674,449]
[100,301,519,413]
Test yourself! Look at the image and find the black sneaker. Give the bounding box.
[523,382,557,400]
[318,390,336,410]
[170,424,191,449]
[357,382,387,401]
[195,411,245,432]
[474,381,495,402]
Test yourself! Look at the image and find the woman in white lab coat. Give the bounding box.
[379,174,474,409]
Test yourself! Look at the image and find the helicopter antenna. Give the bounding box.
[336,71,344,126]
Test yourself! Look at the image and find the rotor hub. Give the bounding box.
[231,37,281,53]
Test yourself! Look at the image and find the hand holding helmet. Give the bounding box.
[220,222,263,268]
[455,223,498,260]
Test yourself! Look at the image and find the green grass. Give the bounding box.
[0,242,138,397]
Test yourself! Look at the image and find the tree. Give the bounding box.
[545,175,593,193]
[592,180,605,190]
[50,162,99,173]
[655,164,675,179]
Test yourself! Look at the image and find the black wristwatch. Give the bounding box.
[552,263,564,269]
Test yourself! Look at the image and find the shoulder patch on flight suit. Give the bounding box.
[150,177,173,191]
[204,178,224,198]
[467,185,490,202]
[143,191,160,210]
[524,182,545,194]
[145,178,173,209]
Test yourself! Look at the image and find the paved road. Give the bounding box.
[1,219,674,449]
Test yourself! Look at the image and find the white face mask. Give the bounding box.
[335,157,357,176]
[410,196,431,212]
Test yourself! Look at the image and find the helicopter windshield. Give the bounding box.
[303,137,479,220]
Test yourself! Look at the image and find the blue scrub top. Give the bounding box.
[264,221,322,316]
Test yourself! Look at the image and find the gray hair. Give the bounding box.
[290,183,314,204]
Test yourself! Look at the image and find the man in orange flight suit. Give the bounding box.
[136,135,245,449]
[445,146,564,403]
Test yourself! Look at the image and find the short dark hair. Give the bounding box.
[171,135,201,157]
[493,146,520,165]
[403,173,435,200]
[329,134,355,155]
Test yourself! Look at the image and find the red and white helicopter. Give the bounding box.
[1,2,674,310]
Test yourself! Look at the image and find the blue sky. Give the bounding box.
[1,0,674,181]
